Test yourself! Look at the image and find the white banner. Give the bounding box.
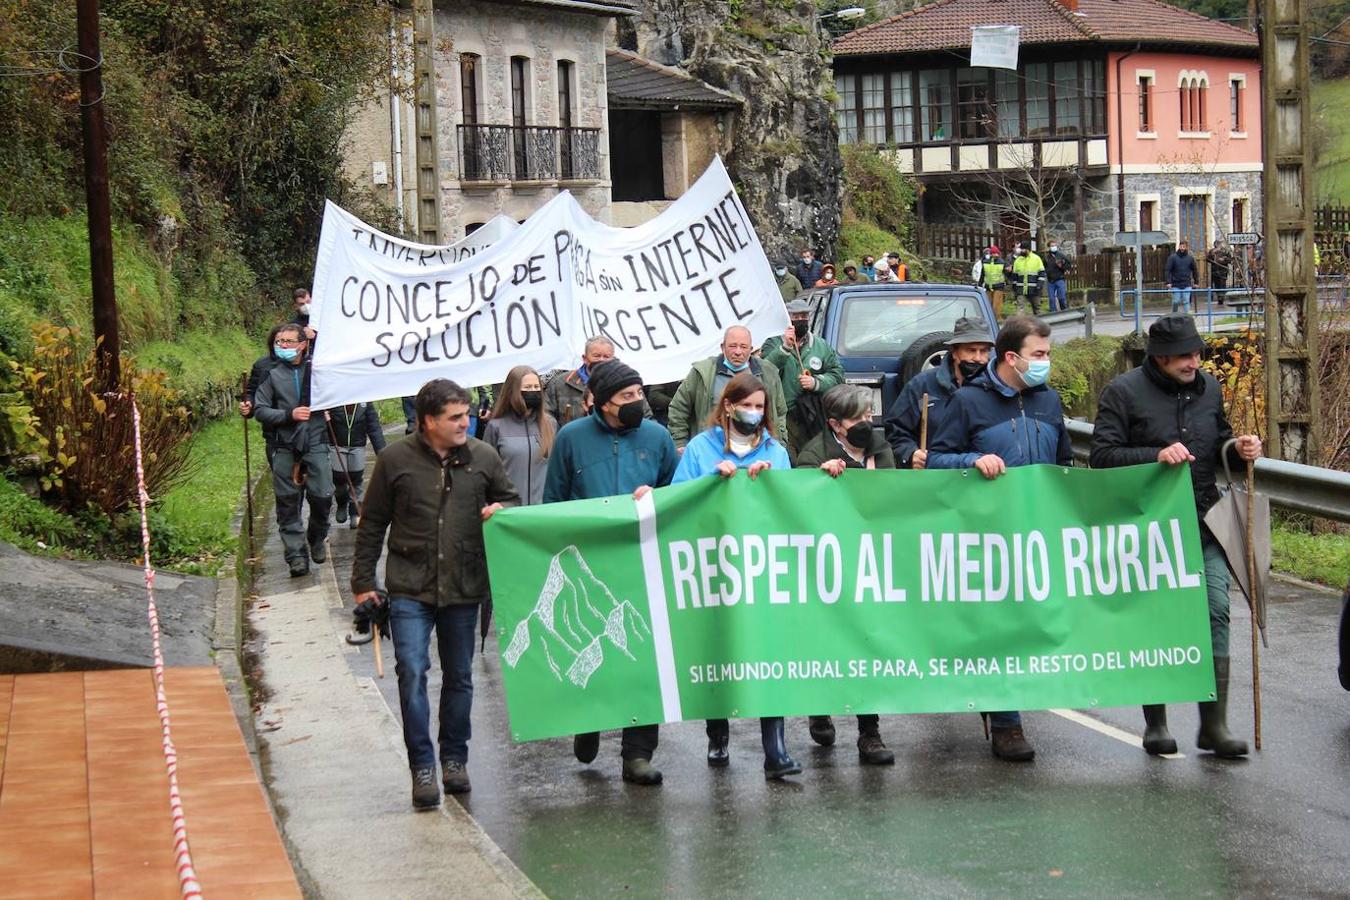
[970,26,1020,71]
[310,207,517,333]
[308,157,788,409]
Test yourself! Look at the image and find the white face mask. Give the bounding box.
[298,303,312,315]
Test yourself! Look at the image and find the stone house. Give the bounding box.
[340,0,740,240]
[832,0,1263,252]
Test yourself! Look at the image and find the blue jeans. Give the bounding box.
[389,598,478,769]
[1171,286,1193,313]
[989,711,1021,728]
[1047,279,1067,312]
[1202,536,1231,657]
[401,396,416,428]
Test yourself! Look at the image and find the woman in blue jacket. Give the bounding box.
[671,372,801,780]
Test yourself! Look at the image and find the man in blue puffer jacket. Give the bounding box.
[928,315,1072,762]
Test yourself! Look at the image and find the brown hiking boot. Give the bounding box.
[442,760,471,794]
[857,732,895,765]
[411,766,440,810]
[990,725,1035,762]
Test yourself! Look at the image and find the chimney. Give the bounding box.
[1063,0,1079,10]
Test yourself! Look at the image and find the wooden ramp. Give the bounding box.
[0,667,301,898]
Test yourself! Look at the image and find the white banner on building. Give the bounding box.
[310,207,517,333]
[308,157,787,409]
[970,26,1020,71]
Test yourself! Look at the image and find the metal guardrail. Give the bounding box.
[1041,304,1093,337]
[1065,419,1350,523]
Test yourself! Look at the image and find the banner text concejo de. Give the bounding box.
[483,465,1215,742]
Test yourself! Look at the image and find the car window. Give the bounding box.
[836,294,986,356]
[809,291,829,334]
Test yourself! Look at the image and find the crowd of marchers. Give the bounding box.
[239,272,1261,812]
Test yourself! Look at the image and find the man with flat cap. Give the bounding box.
[543,358,679,785]
[1090,314,1261,759]
[885,316,995,469]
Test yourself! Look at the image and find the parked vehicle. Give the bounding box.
[799,282,997,421]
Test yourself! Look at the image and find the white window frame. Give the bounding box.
[1175,187,1215,248]
[1136,69,1157,137]
[1228,73,1248,138]
[1135,192,1161,231]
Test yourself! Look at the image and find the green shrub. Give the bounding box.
[0,476,80,553]
[1049,335,1130,419]
[840,144,917,247]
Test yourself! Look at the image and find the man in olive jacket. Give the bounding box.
[1090,315,1261,760]
[352,379,519,810]
[761,298,845,451]
[667,325,787,450]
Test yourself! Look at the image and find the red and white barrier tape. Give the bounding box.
[130,396,204,899]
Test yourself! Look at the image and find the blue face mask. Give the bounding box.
[724,356,749,373]
[274,346,299,361]
[1017,354,1051,388]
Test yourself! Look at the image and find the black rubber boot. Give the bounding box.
[761,717,801,780]
[1197,657,1248,758]
[807,715,836,747]
[706,719,730,767]
[1142,705,1178,755]
[573,732,600,764]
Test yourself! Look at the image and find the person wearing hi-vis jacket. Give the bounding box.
[670,371,802,780]
[927,315,1072,762]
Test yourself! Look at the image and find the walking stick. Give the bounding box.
[240,373,255,555]
[1246,457,1262,750]
[372,623,385,679]
[919,392,930,451]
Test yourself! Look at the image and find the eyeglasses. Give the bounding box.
[275,338,304,346]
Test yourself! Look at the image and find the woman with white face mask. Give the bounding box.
[670,372,801,780]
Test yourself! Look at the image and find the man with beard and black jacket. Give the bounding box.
[928,315,1072,762]
[885,317,994,469]
[239,323,288,464]
[543,359,678,786]
[253,323,333,577]
[1090,314,1261,759]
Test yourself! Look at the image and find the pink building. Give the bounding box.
[833,0,1261,252]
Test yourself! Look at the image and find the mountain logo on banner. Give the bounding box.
[503,546,652,688]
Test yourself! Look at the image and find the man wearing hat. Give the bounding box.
[775,262,803,302]
[543,359,679,785]
[762,298,846,452]
[885,316,994,469]
[1090,314,1261,759]
[841,260,870,284]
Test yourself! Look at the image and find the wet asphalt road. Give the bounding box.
[319,510,1350,899]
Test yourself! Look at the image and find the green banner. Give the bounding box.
[484,464,1215,742]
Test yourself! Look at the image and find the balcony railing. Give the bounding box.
[457,124,602,182]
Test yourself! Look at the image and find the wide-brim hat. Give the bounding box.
[945,316,995,346]
[1146,314,1205,356]
[785,298,810,314]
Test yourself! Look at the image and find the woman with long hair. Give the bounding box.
[671,372,801,780]
[483,365,557,506]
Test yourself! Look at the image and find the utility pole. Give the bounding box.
[77,0,120,393]
[1260,0,1320,464]
[412,0,440,243]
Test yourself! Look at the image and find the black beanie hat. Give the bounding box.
[1146,314,1205,356]
[587,359,642,408]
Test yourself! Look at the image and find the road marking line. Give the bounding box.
[1049,708,1187,759]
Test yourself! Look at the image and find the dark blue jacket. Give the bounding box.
[795,258,823,287]
[543,408,678,502]
[1165,251,1199,288]
[928,364,1072,469]
[884,358,960,468]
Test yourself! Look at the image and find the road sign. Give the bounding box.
[1227,232,1261,245]
[1114,230,1171,247]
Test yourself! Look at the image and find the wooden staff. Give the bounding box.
[373,624,385,679]
[1246,458,1262,749]
[240,373,255,553]
[919,392,931,451]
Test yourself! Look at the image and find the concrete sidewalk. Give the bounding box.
[247,490,541,899]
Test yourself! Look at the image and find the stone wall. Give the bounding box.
[1121,170,1264,248]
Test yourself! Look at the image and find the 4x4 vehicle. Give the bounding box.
[800,282,997,421]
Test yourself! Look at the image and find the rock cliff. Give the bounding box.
[621,0,842,263]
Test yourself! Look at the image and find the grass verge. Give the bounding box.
[1271,521,1350,589]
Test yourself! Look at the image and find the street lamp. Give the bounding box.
[819,6,867,20]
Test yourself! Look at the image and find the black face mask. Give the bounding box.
[845,421,873,447]
[522,390,542,410]
[957,359,985,382]
[615,399,644,429]
[792,320,808,340]
[730,416,760,437]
